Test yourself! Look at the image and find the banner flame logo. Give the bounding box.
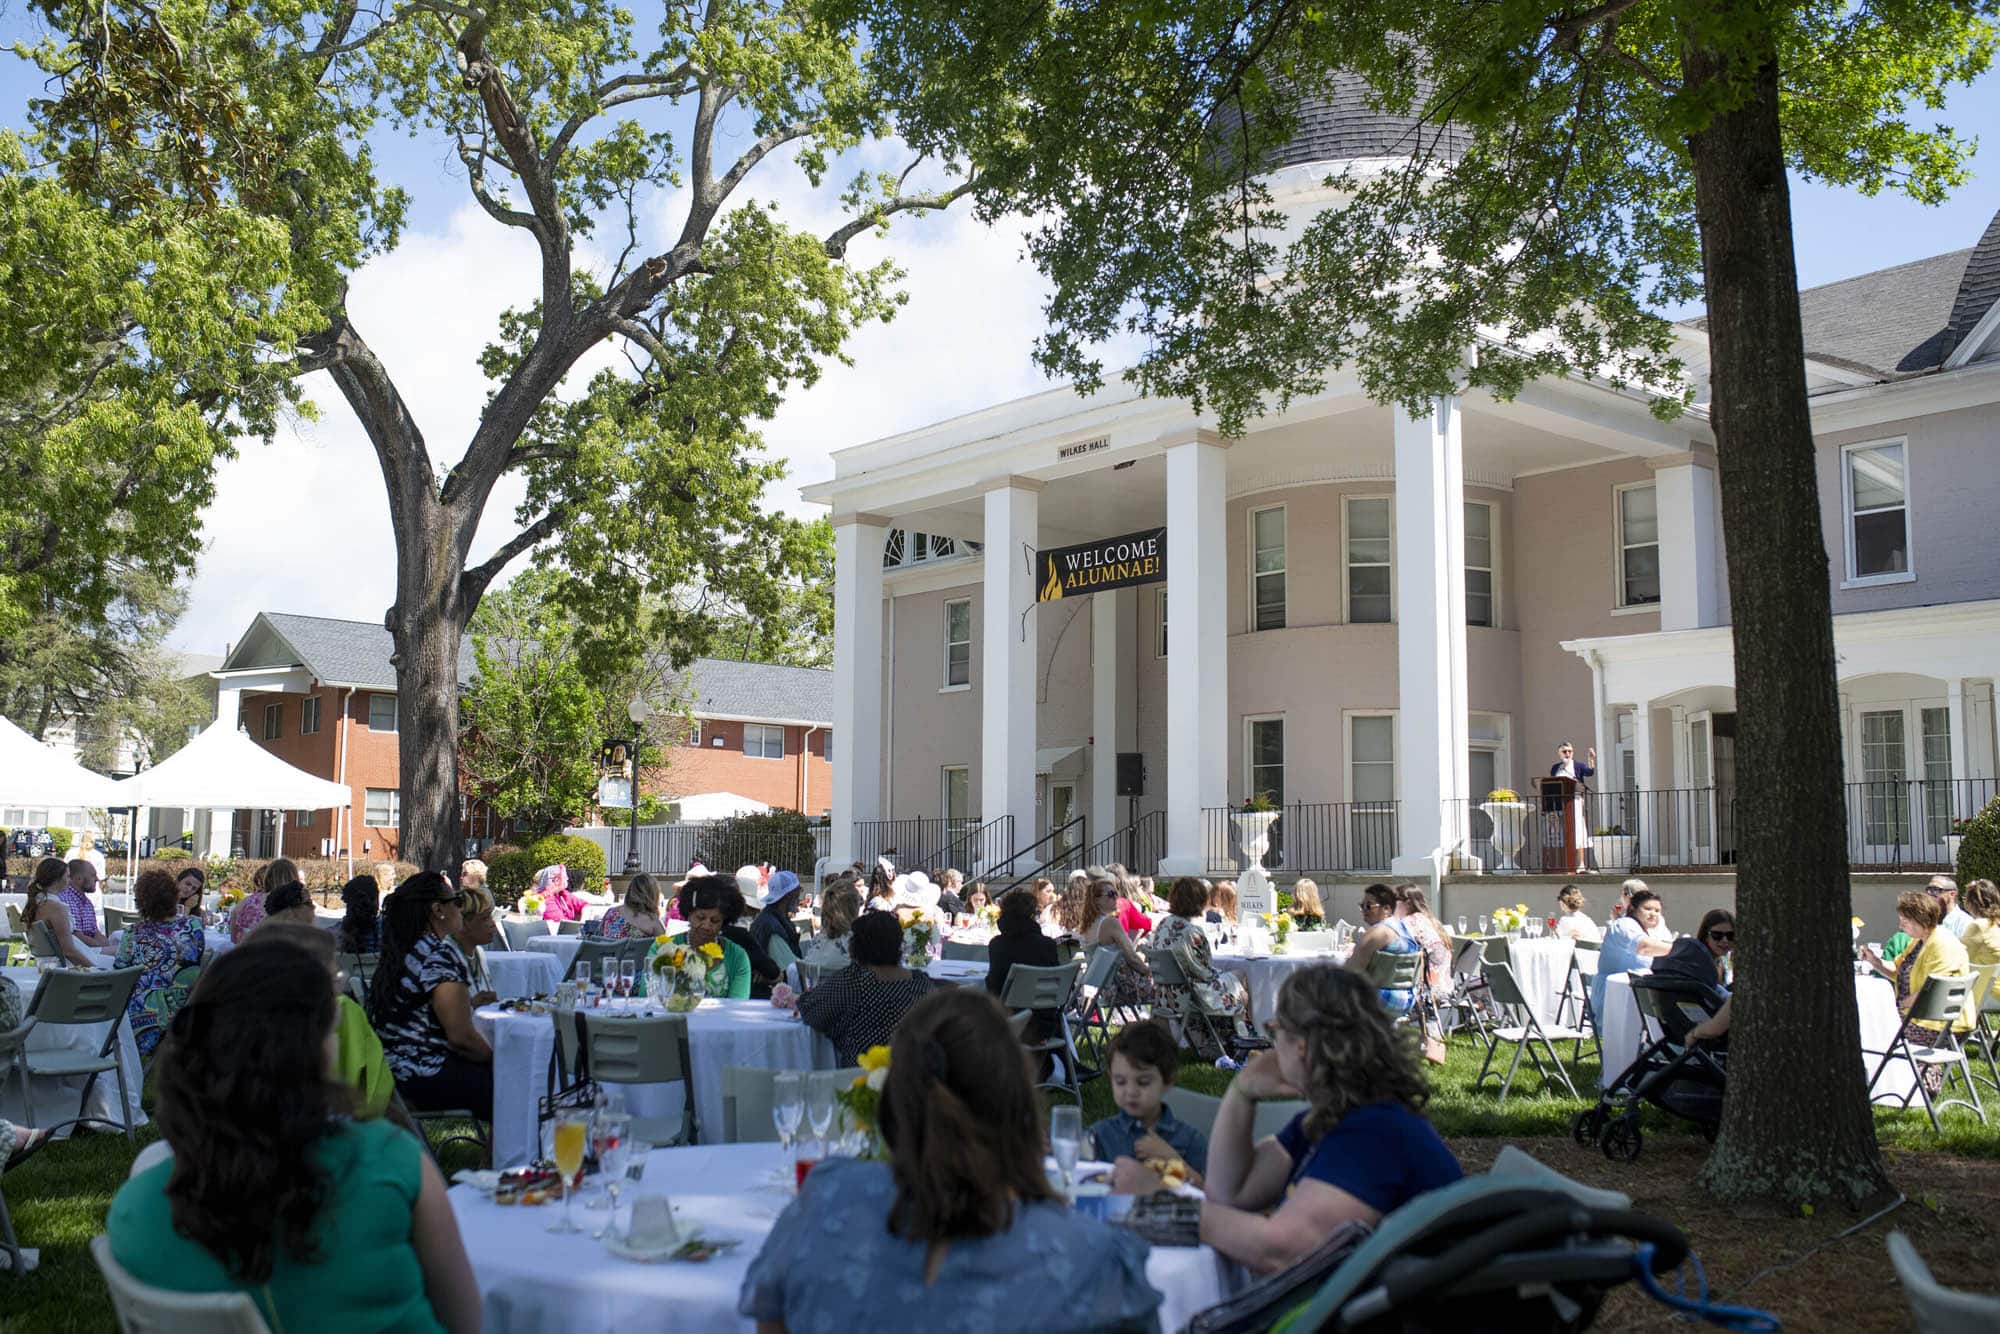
[1041,558,1064,601]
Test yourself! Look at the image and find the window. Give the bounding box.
[1251,506,1287,631]
[364,788,401,828]
[1844,441,1910,581]
[744,723,785,759]
[941,766,971,822]
[263,702,282,740]
[943,598,972,688]
[1468,712,1510,802]
[301,696,321,735]
[1858,709,1908,846]
[1345,498,1393,623]
[1465,502,1494,627]
[821,731,833,762]
[295,809,314,828]
[688,721,703,747]
[1156,585,1169,658]
[1246,717,1285,807]
[368,693,398,732]
[1350,716,1396,804]
[1616,484,1661,607]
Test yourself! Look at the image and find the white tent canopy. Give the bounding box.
[0,712,126,808]
[114,720,353,810]
[671,791,771,821]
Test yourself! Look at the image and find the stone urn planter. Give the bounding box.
[1478,801,1530,873]
[1591,833,1637,872]
[1233,810,1282,871]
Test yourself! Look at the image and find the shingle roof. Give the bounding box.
[254,612,473,690]
[1945,208,2000,358]
[1210,70,1472,174]
[680,658,832,726]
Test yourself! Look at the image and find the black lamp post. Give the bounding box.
[623,695,651,876]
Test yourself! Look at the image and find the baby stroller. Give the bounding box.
[1187,1147,1705,1333]
[1572,974,1729,1162]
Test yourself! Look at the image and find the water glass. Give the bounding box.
[575,962,593,995]
[589,1114,632,1236]
[1456,915,1468,936]
[772,1072,805,1158]
[1049,1105,1082,1197]
[806,1072,837,1155]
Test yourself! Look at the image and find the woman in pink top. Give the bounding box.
[534,865,586,921]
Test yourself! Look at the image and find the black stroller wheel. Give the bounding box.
[1602,1119,1643,1163]
[1570,1109,1604,1146]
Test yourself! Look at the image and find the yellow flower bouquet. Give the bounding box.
[520,891,544,916]
[1491,903,1530,934]
[896,906,939,969]
[1261,911,1295,952]
[835,1046,892,1156]
[650,936,726,1011]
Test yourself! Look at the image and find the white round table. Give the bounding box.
[1212,948,1348,1022]
[1491,936,1574,1029]
[476,999,836,1168]
[1,963,148,1135]
[924,959,988,987]
[108,927,233,958]
[523,935,581,973]
[448,1141,1236,1334]
[484,951,563,1002]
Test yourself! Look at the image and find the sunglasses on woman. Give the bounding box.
[1707,930,1734,942]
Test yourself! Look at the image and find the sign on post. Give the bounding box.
[1037,526,1167,602]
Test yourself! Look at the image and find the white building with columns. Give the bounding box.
[808,93,2000,892]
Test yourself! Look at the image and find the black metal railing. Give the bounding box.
[1085,810,1167,876]
[852,815,1014,876]
[1447,776,1997,873]
[1198,802,1399,876]
[604,822,832,877]
[994,815,1089,893]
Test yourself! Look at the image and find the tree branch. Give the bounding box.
[545,66,696,169]
[462,510,565,601]
[457,135,542,231]
[822,175,982,258]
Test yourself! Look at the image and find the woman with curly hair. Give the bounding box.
[1115,965,1461,1274]
[1054,871,1095,938]
[106,939,480,1331]
[114,869,207,1057]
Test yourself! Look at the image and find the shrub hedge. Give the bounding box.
[484,846,537,907]
[1957,795,2000,889]
[526,834,608,895]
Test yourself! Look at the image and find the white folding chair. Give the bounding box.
[92,1235,272,1333]
[1866,973,1985,1132]
[721,1065,862,1143]
[579,1012,697,1148]
[500,917,547,952]
[22,966,144,1140]
[999,958,1088,1106]
[940,939,988,963]
[1889,1229,2000,1331]
[1472,956,1584,1101]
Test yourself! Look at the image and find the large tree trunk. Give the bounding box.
[386,519,468,876]
[1683,18,1889,1208]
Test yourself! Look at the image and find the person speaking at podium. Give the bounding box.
[1545,742,1595,874]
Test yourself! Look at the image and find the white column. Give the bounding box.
[1652,451,1721,632]
[1160,435,1229,876]
[830,516,890,866]
[981,481,1041,857]
[1632,698,1655,858]
[1948,679,1973,819]
[1391,397,1470,875]
[1091,588,1122,854]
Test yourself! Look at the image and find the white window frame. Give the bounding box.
[1342,495,1395,624]
[1464,500,1497,629]
[821,731,833,762]
[743,723,785,759]
[942,597,973,691]
[1243,714,1286,807]
[1467,711,1512,800]
[1344,710,1400,805]
[364,787,401,828]
[301,696,321,735]
[262,702,282,740]
[367,693,399,732]
[1613,481,1662,612]
[688,720,703,747]
[1840,437,1916,588]
[940,765,972,822]
[1155,584,1169,658]
[295,809,315,828]
[1249,504,1288,632]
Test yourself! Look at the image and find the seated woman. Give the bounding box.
[954,881,992,930]
[1151,876,1254,1056]
[798,911,936,1067]
[533,865,587,922]
[258,880,319,931]
[676,876,754,998]
[174,865,207,918]
[229,859,298,943]
[1054,872,1094,941]
[803,882,862,969]
[1863,889,1971,1097]
[1591,887,1675,1019]
[1289,879,1326,931]
[1207,880,1240,930]
[0,976,50,1170]
[985,888,1061,1054]
[23,856,96,968]
[594,873,667,940]
[1345,883,1421,1013]
[107,940,479,1332]
[1960,879,2000,969]
[751,871,806,966]
[1112,966,1463,1275]
[449,883,501,1008]
[114,869,207,1058]
[247,922,407,1127]
[1081,878,1156,1012]
[1553,885,1603,943]
[337,874,381,955]
[742,988,1161,1334]
[1028,877,1061,935]
[369,873,494,1120]
[1650,908,1733,989]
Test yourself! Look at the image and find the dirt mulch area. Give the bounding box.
[1447,1138,2000,1332]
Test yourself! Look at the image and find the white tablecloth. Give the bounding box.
[1597,971,1915,1101]
[485,951,563,1002]
[925,959,988,987]
[450,1142,1234,1334]
[1212,949,1346,1022]
[476,1000,836,1168]
[523,935,580,973]
[1,964,148,1135]
[1496,937,1574,1030]
[108,927,233,958]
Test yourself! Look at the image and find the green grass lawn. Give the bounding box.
[6,1029,1995,1332]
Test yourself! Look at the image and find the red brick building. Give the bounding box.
[211,614,832,859]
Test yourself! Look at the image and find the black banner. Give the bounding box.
[1037,526,1167,602]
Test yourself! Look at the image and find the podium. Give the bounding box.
[1539,775,1587,873]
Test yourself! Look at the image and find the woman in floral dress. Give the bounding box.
[1151,876,1253,1058]
[115,869,208,1058]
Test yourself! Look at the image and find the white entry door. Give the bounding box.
[1050,782,1079,860]
[1687,713,1715,865]
[1856,709,1911,864]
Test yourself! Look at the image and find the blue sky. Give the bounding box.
[3,18,1996,655]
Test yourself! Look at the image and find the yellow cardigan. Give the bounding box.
[1908,929,1973,1033]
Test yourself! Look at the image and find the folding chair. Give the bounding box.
[1555,939,1602,1062]
[578,1012,698,1148]
[999,958,1088,1107]
[556,918,587,937]
[721,1065,863,1143]
[1887,1229,2000,1331]
[103,906,135,934]
[92,1235,273,1332]
[0,1014,34,1273]
[334,952,381,1006]
[500,917,547,952]
[1365,949,1423,1021]
[1070,947,1124,1064]
[1866,972,1985,1132]
[1472,955,1584,1100]
[22,966,144,1140]
[1146,947,1236,1060]
[4,904,22,938]
[941,939,988,963]
[565,938,621,984]
[26,921,63,968]
[1958,961,2000,1095]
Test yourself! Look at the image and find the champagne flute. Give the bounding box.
[575,961,593,998]
[1456,915,1468,936]
[548,1113,589,1233]
[805,1072,837,1158]
[620,958,638,1000]
[589,1114,632,1238]
[1478,915,1491,936]
[1049,1105,1082,1198]
[772,1072,805,1182]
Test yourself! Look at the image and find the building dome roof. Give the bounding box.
[1944,206,2000,358]
[1211,71,1472,174]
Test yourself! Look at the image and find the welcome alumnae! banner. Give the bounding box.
[1037,526,1167,601]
